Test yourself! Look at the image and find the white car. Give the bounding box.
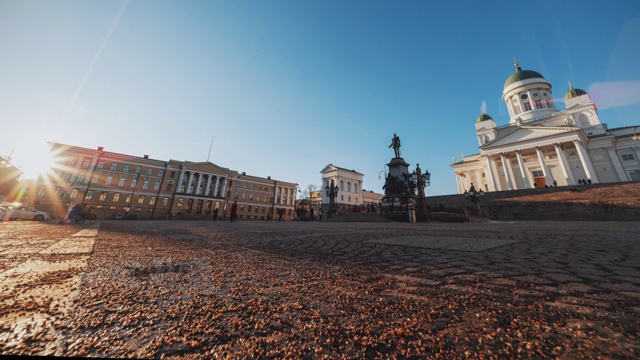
[1,204,52,221]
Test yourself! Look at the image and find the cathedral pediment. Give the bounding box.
[481,126,580,149]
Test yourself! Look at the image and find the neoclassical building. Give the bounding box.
[320,164,364,211]
[30,142,297,220]
[452,59,640,193]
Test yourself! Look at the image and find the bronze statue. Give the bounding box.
[389,133,401,158]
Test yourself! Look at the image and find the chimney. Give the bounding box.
[267,176,271,180]
[144,155,149,159]
[97,146,104,151]
[242,172,246,175]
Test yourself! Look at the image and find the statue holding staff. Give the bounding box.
[389,133,401,158]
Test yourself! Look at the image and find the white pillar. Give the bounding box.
[214,177,221,197]
[205,175,212,196]
[220,177,227,197]
[178,171,186,192]
[196,173,204,195]
[455,173,463,194]
[606,145,629,181]
[484,156,498,191]
[187,172,195,194]
[573,140,599,183]
[500,153,514,190]
[515,150,531,188]
[553,143,574,185]
[535,146,553,186]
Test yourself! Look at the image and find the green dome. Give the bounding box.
[564,87,587,99]
[476,113,493,123]
[504,68,545,88]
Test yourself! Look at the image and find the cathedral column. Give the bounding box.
[500,153,515,190]
[535,146,554,185]
[205,175,212,196]
[455,173,463,194]
[187,172,195,194]
[573,140,599,183]
[214,177,221,197]
[553,143,574,185]
[515,150,531,188]
[606,145,629,181]
[220,177,227,197]
[484,155,498,191]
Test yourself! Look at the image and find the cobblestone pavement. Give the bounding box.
[1,220,639,358]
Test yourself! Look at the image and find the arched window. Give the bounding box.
[105,174,113,186]
[119,176,126,187]
[166,180,174,192]
[91,172,100,184]
[142,179,150,190]
[347,182,352,192]
[579,114,589,127]
[154,180,161,191]
[340,180,344,190]
[131,177,138,188]
[354,183,358,193]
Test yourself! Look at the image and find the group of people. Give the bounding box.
[68,203,92,224]
[295,207,317,221]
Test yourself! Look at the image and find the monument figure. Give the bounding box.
[389,133,401,158]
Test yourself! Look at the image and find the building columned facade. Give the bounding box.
[451,59,640,193]
[30,142,297,220]
[320,164,364,211]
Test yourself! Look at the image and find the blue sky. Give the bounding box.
[1,0,639,196]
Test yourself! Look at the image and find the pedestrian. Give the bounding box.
[68,203,86,224]
[230,202,237,222]
[278,208,283,221]
[213,208,218,221]
[310,207,314,221]
[553,180,557,187]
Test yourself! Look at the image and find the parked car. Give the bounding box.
[1,204,52,221]
[108,214,124,220]
[0,206,7,220]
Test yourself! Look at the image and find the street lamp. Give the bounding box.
[464,185,484,215]
[325,179,339,219]
[411,163,431,220]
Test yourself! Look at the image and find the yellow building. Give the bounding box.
[30,142,297,220]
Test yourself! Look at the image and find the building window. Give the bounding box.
[131,178,138,188]
[154,180,161,190]
[63,173,71,181]
[248,205,252,212]
[105,174,113,185]
[166,181,173,192]
[97,162,104,169]
[125,195,131,204]
[150,197,156,205]
[162,197,169,205]
[119,176,126,187]
[348,196,351,202]
[142,179,149,190]
[82,159,91,167]
[347,182,351,192]
[91,174,99,184]
[242,191,246,200]
[158,170,164,177]
[249,192,254,200]
[235,191,239,199]
[341,195,344,201]
[67,157,77,165]
[70,189,78,199]
[85,191,94,200]
[251,183,255,190]
[513,104,521,115]
[622,154,635,161]
[534,100,543,109]
[76,172,86,183]
[170,171,175,178]
[138,196,144,204]
[532,170,544,177]
[354,184,358,192]
[111,164,117,171]
[134,167,141,174]
[546,100,554,108]
[113,193,120,202]
[123,165,130,173]
[629,170,640,181]
[99,192,107,201]
[523,102,532,111]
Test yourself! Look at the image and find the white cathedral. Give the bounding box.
[451,59,640,194]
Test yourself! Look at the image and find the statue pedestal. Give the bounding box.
[387,157,410,178]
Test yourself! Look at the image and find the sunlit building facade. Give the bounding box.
[30,142,297,220]
[451,60,640,193]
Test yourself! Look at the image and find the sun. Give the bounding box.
[16,142,58,179]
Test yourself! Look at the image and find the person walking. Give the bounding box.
[213,208,218,221]
[230,201,238,222]
[310,207,315,221]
